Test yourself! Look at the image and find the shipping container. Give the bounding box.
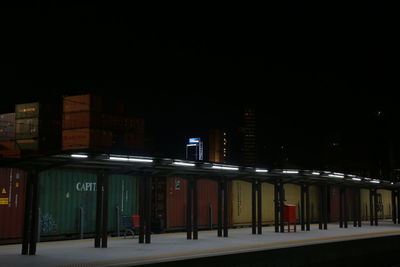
[38,170,138,237]
[328,186,354,221]
[15,118,39,139]
[15,101,62,152]
[15,102,40,119]
[63,94,102,113]
[157,177,220,230]
[0,141,16,151]
[62,129,113,151]
[0,168,27,242]
[62,112,105,130]
[231,181,315,226]
[0,113,15,141]
[360,189,392,220]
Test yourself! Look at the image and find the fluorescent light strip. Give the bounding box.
[173,161,195,167]
[71,154,88,158]
[311,172,320,175]
[109,157,153,163]
[282,170,299,174]
[212,165,239,171]
[328,174,344,178]
[351,177,362,181]
[370,180,380,184]
[255,169,268,173]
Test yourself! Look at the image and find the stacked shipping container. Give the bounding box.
[62,94,145,152]
[15,102,61,151]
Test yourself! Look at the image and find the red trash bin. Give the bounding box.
[284,204,297,232]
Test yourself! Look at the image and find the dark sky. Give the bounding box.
[1,3,399,174]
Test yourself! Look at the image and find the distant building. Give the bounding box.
[243,106,256,166]
[209,129,228,163]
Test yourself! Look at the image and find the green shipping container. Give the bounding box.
[15,118,39,139]
[39,170,137,237]
[15,102,40,119]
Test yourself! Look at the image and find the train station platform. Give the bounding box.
[1,222,400,267]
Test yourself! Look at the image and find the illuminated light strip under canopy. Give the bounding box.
[71,154,88,158]
[255,168,268,173]
[282,170,299,174]
[352,177,362,181]
[328,174,344,178]
[211,165,239,171]
[311,172,320,175]
[370,180,380,184]
[172,161,196,167]
[109,156,153,163]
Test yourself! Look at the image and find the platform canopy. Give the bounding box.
[0,152,398,189]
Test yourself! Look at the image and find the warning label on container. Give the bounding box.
[0,198,8,205]
[1,188,6,194]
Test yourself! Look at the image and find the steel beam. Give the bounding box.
[257,180,262,235]
[186,178,193,240]
[193,179,198,240]
[28,171,39,255]
[145,176,152,243]
[251,180,256,234]
[101,174,109,248]
[217,180,222,237]
[21,172,33,255]
[138,176,145,243]
[223,178,228,237]
[274,181,279,233]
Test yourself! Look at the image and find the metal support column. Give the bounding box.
[279,182,285,233]
[357,188,362,227]
[339,187,343,228]
[353,187,357,227]
[21,171,33,255]
[251,180,256,234]
[300,184,305,231]
[397,190,400,225]
[374,188,378,226]
[274,181,279,233]
[369,188,374,226]
[186,178,193,240]
[138,176,145,244]
[344,187,348,228]
[193,179,198,240]
[101,173,109,248]
[257,180,262,235]
[318,185,323,230]
[28,171,39,255]
[392,190,397,224]
[322,184,328,230]
[145,176,152,243]
[305,184,310,231]
[95,173,103,248]
[217,180,222,237]
[223,178,228,237]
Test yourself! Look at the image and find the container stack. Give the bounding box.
[0,113,16,157]
[62,94,145,152]
[14,102,61,151]
[62,94,113,151]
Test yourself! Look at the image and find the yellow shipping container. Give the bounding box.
[231,181,320,226]
[360,189,393,220]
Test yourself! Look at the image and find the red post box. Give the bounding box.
[284,204,297,232]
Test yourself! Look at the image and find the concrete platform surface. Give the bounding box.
[1,222,400,267]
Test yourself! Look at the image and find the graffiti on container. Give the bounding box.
[76,182,97,192]
[40,212,57,233]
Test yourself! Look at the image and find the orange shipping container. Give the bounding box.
[63,94,102,113]
[62,129,113,150]
[62,112,105,130]
[165,177,222,230]
[0,168,27,242]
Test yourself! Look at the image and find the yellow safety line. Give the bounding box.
[0,222,386,249]
[56,229,400,267]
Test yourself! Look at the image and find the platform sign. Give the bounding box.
[189,138,200,144]
[186,137,203,161]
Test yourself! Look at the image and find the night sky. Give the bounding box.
[1,3,399,177]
